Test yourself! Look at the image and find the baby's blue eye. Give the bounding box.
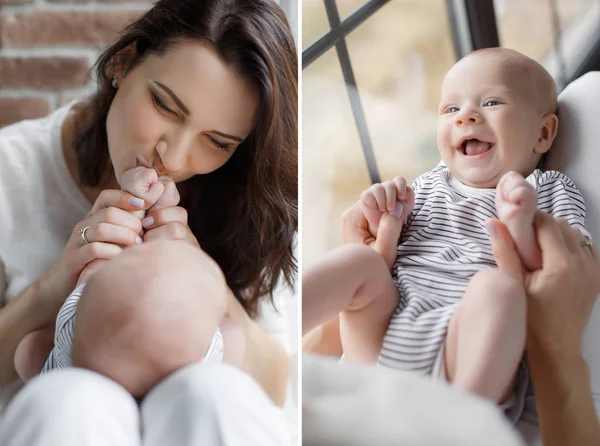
[447,106,459,113]
[484,100,499,107]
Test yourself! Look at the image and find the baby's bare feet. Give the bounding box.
[148,176,180,212]
[496,171,541,270]
[120,167,165,219]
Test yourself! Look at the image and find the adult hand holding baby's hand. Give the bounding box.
[140,176,200,248]
[341,176,414,268]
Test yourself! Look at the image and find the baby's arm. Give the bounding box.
[359,176,415,268]
[303,177,414,358]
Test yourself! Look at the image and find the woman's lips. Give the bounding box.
[134,156,152,169]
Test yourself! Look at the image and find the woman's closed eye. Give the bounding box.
[150,89,178,117]
[207,135,231,151]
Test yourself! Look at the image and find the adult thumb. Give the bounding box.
[486,219,524,281]
[374,207,405,268]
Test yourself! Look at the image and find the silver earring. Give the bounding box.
[112,77,119,88]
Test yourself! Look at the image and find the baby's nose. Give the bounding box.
[455,111,481,126]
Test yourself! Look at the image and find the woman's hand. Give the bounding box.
[341,177,414,268]
[39,190,145,321]
[488,212,600,446]
[141,177,200,248]
[487,213,600,355]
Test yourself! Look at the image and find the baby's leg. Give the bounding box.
[303,243,399,363]
[496,171,541,270]
[13,258,109,382]
[14,325,55,382]
[445,269,526,403]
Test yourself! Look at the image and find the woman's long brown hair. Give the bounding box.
[73,0,297,316]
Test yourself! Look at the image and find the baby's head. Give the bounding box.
[72,240,228,397]
[437,47,558,188]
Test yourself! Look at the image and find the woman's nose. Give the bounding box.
[156,135,190,172]
[455,109,482,126]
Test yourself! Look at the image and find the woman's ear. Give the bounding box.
[533,113,559,155]
[105,41,138,80]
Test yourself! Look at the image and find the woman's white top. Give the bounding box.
[0,102,91,307]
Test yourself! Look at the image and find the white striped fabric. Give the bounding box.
[42,283,223,374]
[377,166,589,421]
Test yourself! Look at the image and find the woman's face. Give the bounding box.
[106,39,259,185]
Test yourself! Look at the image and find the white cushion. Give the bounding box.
[545,71,600,417]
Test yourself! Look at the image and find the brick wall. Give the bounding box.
[0,0,152,128]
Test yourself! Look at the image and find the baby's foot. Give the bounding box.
[495,171,541,270]
[120,167,165,219]
[148,176,180,212]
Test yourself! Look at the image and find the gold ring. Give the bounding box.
[79,225,91,245]
[581,240,593,249]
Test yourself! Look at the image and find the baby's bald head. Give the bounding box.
[71,240,228,397]
[457,47,557,115]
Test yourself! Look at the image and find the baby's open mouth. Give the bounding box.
[459,138,494,156]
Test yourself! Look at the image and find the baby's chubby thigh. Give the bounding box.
[445,269,527,402]
[72,240,229,398]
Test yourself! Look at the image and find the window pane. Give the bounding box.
[346,0,454,183]
[302,48,372,267]
[302,0,331,50]
[336,0,370,20]
[494,0,589,68]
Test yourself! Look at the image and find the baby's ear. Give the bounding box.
[533,113,559,155]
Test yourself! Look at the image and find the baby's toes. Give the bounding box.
[496,172,537,220]
[150,176,180,211]
[123,167,169,209]
[121,167,159,197]
[508,184,537,209]
[120,166,156,189]
[498,172,531,202]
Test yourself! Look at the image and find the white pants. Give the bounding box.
[0,363,289,446]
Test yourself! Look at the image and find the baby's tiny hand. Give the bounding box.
[360,176,415,236]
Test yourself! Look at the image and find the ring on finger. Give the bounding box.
[79,225,91,245]
[581,239,593,252]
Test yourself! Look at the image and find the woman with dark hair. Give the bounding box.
[0,0,297,443]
